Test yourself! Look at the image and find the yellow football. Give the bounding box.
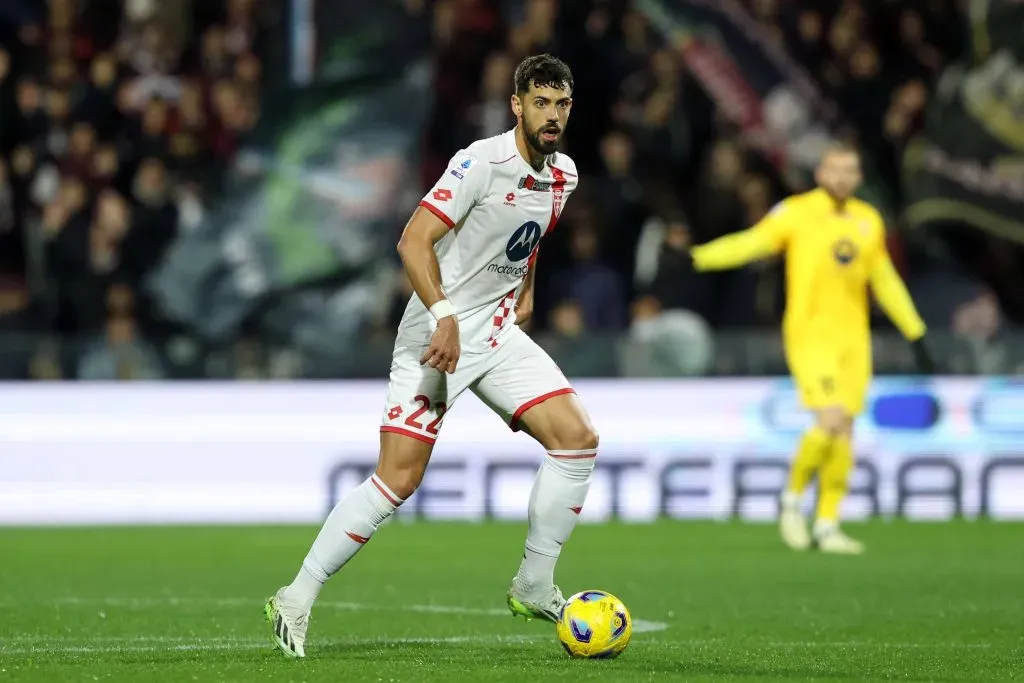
[555,590,632,658]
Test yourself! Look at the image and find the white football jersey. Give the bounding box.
[397,129,578,353]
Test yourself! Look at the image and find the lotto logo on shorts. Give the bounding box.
[387,405,403,420]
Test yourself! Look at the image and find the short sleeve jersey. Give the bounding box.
[398,129,578,352]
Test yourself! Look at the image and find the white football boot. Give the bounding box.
[506,576,566,623]
[779,493,812,551]
[813,522,865,555]
[264,587,310,658]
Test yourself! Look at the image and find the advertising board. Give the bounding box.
[1,379,1021,525]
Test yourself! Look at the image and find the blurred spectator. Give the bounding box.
[472,52,514,140]
[210,79,255,160]
[636,212,700,311]
[224,0,258,57]
[44,88,73,158]
[0,159,17,275]
[950,290,1010,375]
[550,299,584,338]
[78,52,120,133]
[61,122,97,178]
[90,142,121,190]
[48,188,129,331]
[166,80,210,179]
[549,222,626,331]
[0,276,29,327]
[628,48,689,174]
[591,129,646,281]
[692,140,746,244]
[884,80,928,150]
[232,338,267,380]
[14,78,48,143]
[131,97,171,160]
[896,10,943,79]
[27,339,63,380]
[123,157,178,285]
[77,312,164,380]
[0,47,11,150]
[538,299,618,377]
[198,25,232,80]
[785,10,826,68]
[621,295,714,377]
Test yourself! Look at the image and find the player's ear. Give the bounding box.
[510,93,522,120]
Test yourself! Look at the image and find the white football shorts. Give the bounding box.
[379,327,574,444]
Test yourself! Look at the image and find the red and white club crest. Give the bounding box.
[550,168,566,222]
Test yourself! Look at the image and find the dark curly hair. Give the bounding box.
[513,54,574,96]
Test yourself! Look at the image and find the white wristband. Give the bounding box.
[429,299,457,322]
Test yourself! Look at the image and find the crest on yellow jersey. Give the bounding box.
[833,238,858,265]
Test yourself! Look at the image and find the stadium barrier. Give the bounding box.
[1,379,1022,525]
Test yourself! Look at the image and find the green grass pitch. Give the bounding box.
[1,521,1021,682]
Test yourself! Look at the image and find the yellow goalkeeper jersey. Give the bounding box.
[691,188,925,349]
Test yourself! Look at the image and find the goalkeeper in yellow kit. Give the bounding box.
[689,146,934,554]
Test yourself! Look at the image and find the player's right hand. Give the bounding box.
[420,317,460,374]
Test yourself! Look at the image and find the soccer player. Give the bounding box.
[688,145,933,554]
[264,54,596,658]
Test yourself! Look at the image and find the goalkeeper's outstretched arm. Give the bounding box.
[689,204,792,271]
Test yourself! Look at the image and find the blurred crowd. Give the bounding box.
[0,0,265,378]
[1,0,1020,380]
[408,0,1019,376]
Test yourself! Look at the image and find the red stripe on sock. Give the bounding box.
[370,476,403,507]
[346,531,370,544]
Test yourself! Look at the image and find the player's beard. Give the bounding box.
[526,122,562,156]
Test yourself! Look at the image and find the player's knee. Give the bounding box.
[549,421,599,452]
[375,452,429,499]
[377,432,433,499]
[375,464,424,500]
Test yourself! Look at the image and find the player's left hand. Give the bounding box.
[910,336,936,375]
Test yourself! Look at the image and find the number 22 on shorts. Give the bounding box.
[405,394,448,436]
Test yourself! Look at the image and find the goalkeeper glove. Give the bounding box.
[910,336,936,375]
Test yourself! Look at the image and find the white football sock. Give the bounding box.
[284,474,403,613]
[515,449,596,591]
[781,490,802,509]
